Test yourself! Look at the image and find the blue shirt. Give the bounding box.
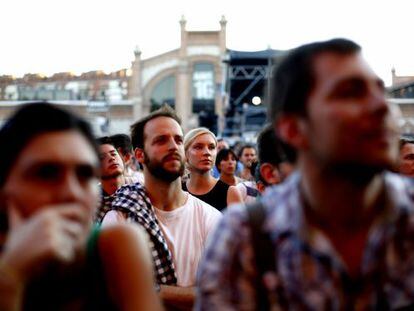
[197,172,414,310]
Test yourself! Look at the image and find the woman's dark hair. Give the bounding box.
[215,148,238,173]
[0,102,98,187]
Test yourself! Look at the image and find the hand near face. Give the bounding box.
[1,202,89,283]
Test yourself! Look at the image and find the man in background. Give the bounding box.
[399,134,414,177]
[110,133,144,184]
[237,144,257,181]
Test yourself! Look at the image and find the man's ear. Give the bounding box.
[122,151,132,164]
[275,115,309,149]
[135,148,145,164]
[260,163,281,185]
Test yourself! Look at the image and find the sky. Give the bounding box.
[1,0,412,86]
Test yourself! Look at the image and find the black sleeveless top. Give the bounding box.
[183,179,229,211]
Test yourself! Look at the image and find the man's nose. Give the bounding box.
[167,137,179,150]
[109,153,117,161]
[368,87,388,117]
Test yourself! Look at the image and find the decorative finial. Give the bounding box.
[220,15,227,27]
[180,15,186,28]
[134,45,141,57]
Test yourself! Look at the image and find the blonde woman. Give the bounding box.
[183,128,243,211]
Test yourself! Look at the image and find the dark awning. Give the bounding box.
[225,49,286,64]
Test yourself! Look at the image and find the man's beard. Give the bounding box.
[144,151,185,182]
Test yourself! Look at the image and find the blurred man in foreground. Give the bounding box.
[197,38,414,309]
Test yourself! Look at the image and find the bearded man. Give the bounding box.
[102,105,221,310]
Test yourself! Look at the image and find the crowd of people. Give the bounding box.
[1,37,414,310]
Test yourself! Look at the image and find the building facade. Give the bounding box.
[0,16,228,134]
[129,16,227,132]
[2,21,414,137]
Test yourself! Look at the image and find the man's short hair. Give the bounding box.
[110,134,133,154]
[0,102,97,187]
[130,104,181,149]
[184,127,217,152]
[96,136,115,147]
[110,133,133,154]
[269,38,361,122]
[238,144,256,158]
[215,148,238,172]
[257,124,296,165]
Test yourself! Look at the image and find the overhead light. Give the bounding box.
[252,96,261,105]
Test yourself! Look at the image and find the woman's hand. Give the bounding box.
[1,203,88,282]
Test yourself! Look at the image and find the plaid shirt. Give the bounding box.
[109,182,177,285]
[95,188,115,224]
[197,172,414,310]
[94,176,141,224]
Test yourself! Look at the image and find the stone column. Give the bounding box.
[391,67,396,86]
[216,16,228,134]
[176,60,191,131]
[179,16,187,58]
[129,46,143,121]
[176,16,191,131]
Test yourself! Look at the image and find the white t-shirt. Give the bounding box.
[154,194,222,286]
[102,193,222,287]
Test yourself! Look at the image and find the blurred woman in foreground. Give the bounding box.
[0,103,162,310]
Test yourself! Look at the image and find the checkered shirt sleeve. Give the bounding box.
[111,182,177,285]
[94,190,114,224]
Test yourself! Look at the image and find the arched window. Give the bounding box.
[150,75,175,111]
[192,63,215,113]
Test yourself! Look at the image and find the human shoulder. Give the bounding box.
[111,182,151,210]
[234,181,247,194]
[98,224,163,310]
[261,171,301,199]
[99,223,148,245]
[181,194,222,238]
[98,224,152,266]
[186,194,221,215]
[215,179,230,190]
[384,172,414,213]
[227,185,243,206]
[115,181,146,195]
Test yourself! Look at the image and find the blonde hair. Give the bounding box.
[184,127,217,152]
